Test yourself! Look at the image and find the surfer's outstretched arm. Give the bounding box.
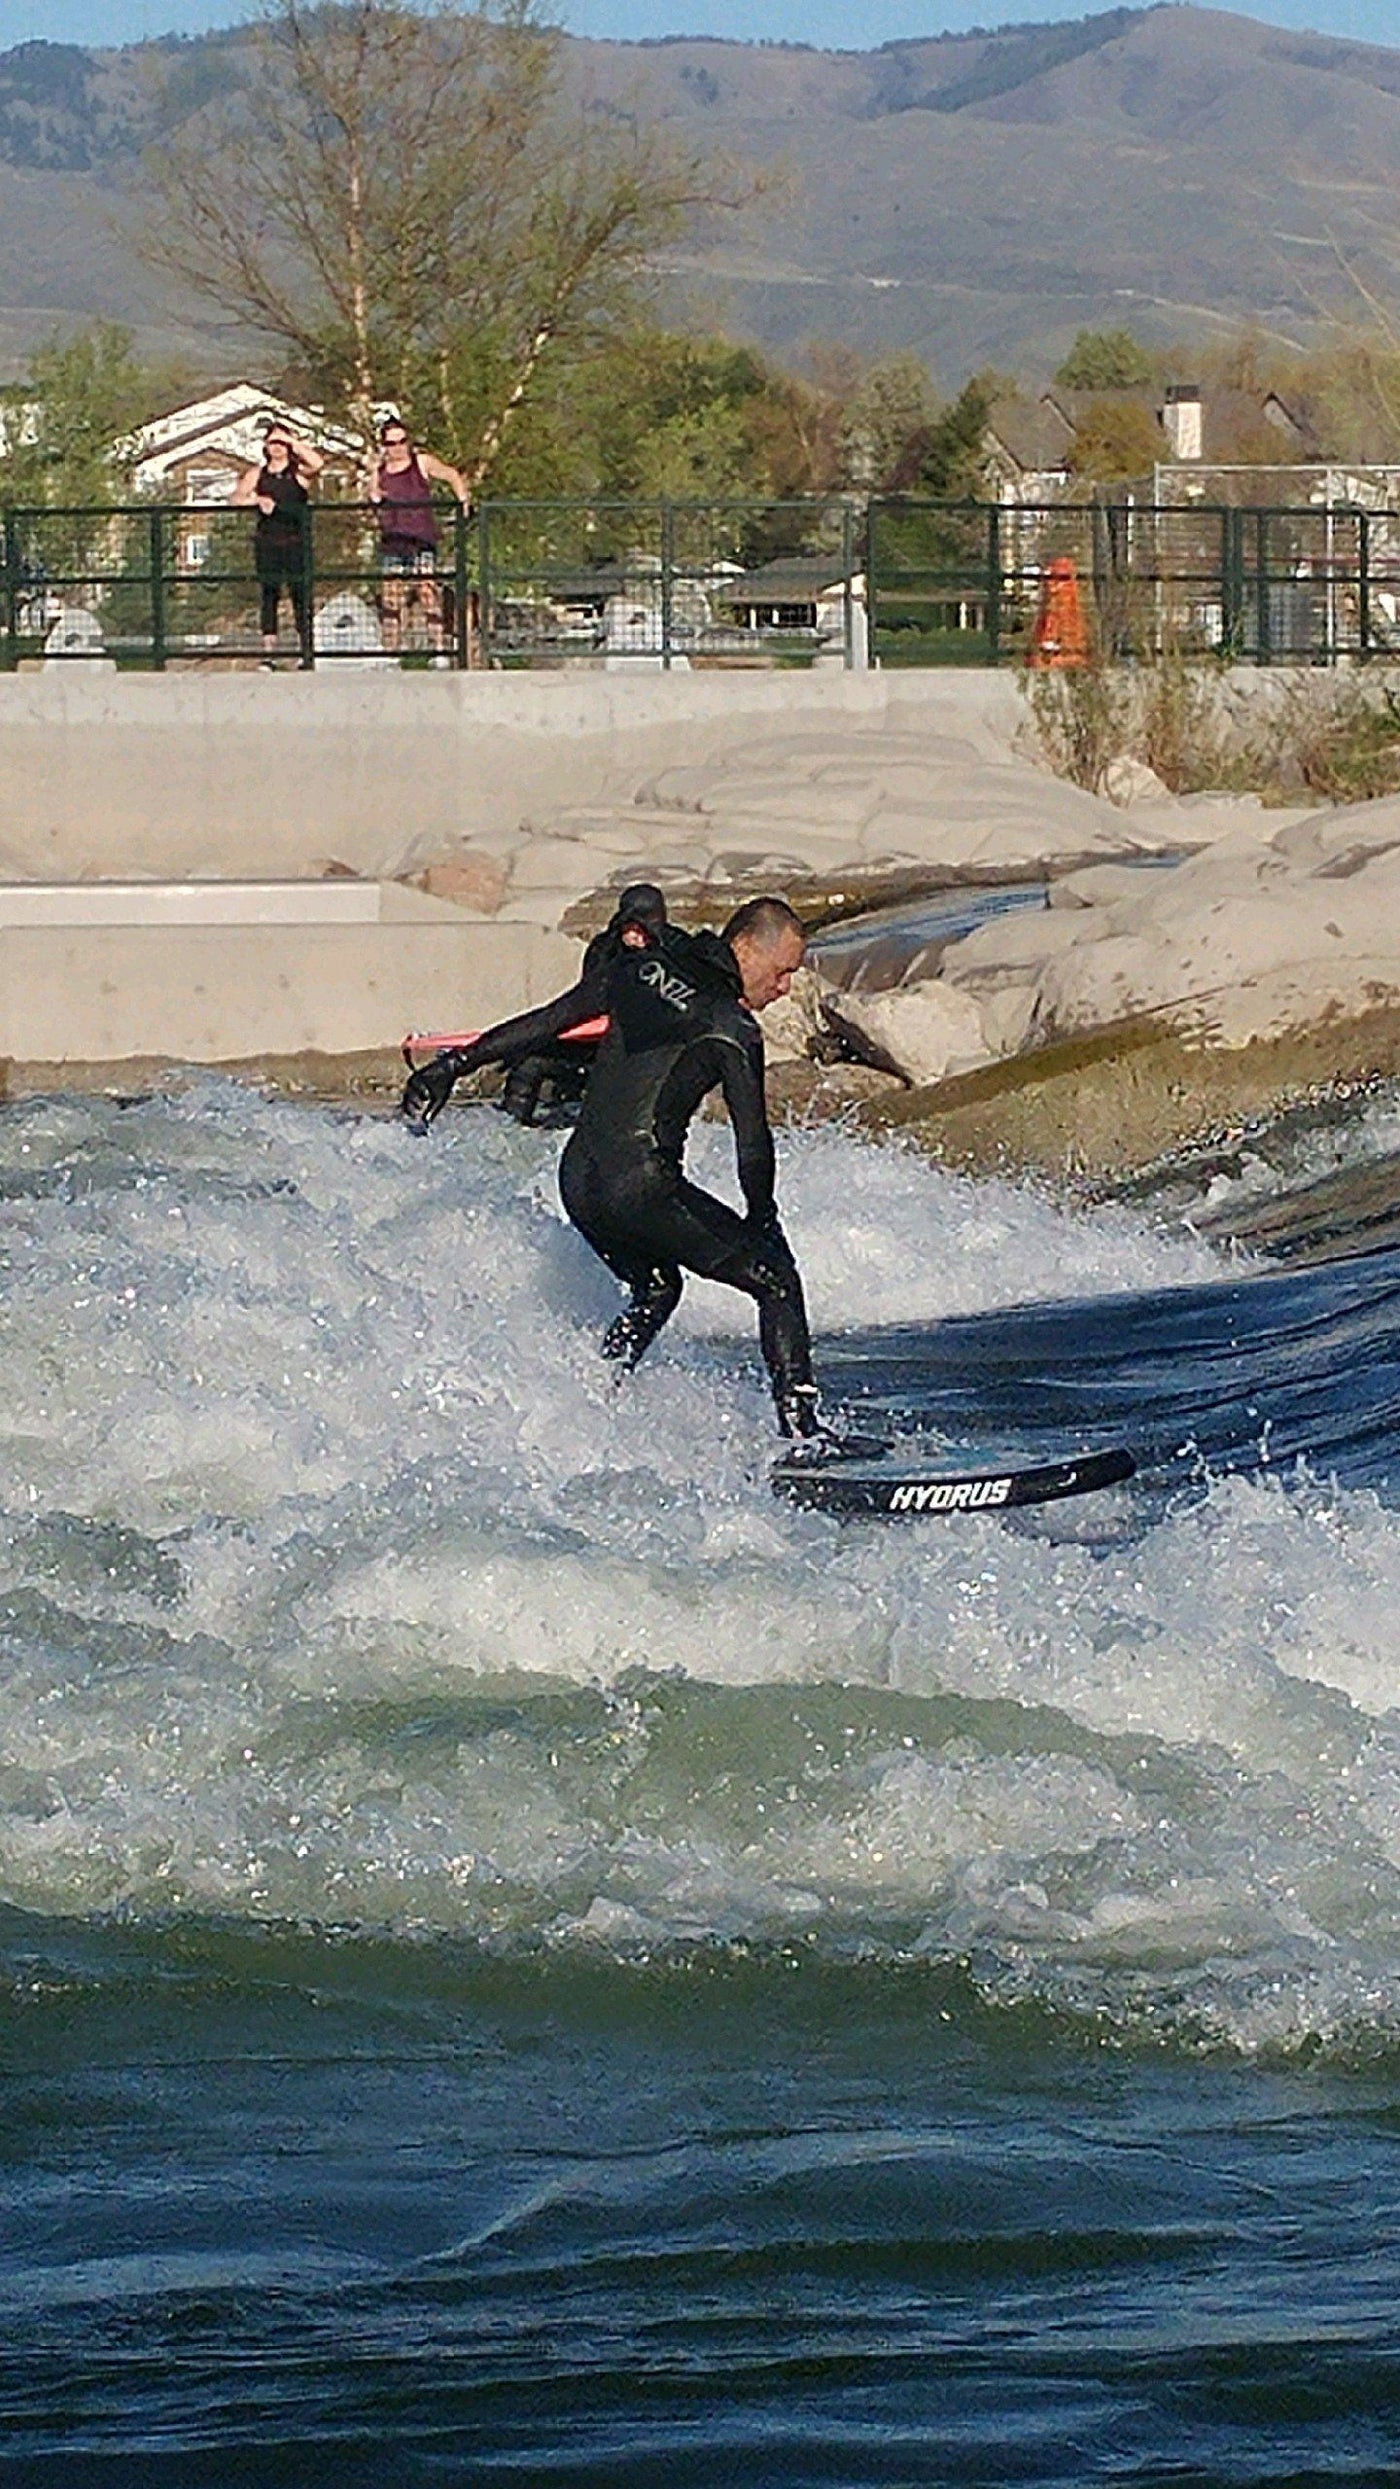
[401,972,604,1131]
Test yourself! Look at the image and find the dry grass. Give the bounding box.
[1027,659,1400,806]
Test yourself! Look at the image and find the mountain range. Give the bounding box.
[1,5,1399,389]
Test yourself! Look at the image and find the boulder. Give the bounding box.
[825,980,993,1086]
[932,802,1400,1054]
[415,853,509,916]
[1101,754,1172,806]
[757,965,826,1066]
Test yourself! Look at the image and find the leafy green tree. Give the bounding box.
[631,403,752,503]
[1,322,172,505]
[0,322,183,634]
[140,0,751,490]
[1055,327,1154,391]
[909,377,994,498]
[839,353,938,490]
[1296,339,1400,462]
[1065,396,1163,481]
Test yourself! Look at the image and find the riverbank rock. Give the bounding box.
[1101,755,1171,807]
[902,791,1400,1067]
[824,981,990,1087]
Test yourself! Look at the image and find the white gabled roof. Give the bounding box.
[130,385,367,487]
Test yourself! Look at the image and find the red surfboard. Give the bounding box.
[401,1017,608,1071]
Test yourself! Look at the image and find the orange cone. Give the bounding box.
[1029,555,1091,669]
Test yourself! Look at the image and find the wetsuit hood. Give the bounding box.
[612,883,668,940]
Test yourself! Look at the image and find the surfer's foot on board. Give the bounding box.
[777,1383,826,1439]
[776,1386,859,1453]
[776,1384,892,1463]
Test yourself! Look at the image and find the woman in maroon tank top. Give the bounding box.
[368,419,470,659]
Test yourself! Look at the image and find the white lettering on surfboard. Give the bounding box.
[885,1476,1013,1513]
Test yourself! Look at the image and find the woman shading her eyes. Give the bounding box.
[232,425,326,667]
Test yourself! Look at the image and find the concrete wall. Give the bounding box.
[0,667,1027,884]
[0,666,1038,1065]
[0,908,576,1064]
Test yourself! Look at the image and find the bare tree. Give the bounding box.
[139,0,748,485]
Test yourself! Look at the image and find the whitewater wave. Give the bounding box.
[5,1079,1400,2053]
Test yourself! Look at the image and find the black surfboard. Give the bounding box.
[772,1444,1135,1518]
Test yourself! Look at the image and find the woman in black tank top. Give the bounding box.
[232,424,325,666]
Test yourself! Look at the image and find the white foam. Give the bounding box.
[3,1081,1400,2050]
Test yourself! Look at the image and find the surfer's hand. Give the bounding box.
[401,1050,463,1133]
[748,1208,796,1281]
[749,1205,788,1250]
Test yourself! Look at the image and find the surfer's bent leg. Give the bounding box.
[646,1178,815,1423]
[559,1143,685,1368]
[560,1142,814,1419]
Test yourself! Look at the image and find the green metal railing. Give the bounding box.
[3,492,1399,669]
[0,495,863,672]
[865,498,1400,666]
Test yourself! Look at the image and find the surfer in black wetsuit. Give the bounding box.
[498,887,668,1126]
[402,893,824,1439]
[403,882,667,1132]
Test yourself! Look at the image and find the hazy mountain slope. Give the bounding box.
[0,8,1398,386]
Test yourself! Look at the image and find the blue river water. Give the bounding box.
[6,1080,1400,2481]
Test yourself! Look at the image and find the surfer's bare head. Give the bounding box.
[724,896,806,1012]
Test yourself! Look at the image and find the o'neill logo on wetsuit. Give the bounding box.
[886,1476,1012,1513]
[637,961,696,1011]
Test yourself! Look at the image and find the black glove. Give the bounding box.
[401,1049,466,1133]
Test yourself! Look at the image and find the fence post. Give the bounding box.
[866,499,879,666]
[660,501,675,671]
[476,504,491,667]
[1090,500,1110,651]
[987,503,1002,661]
[841,500,855,669]
[1254,508,1271,665]
[2,507,18,672]
[453,500,469,669]
[298,505,315,668]
[149,505,167,671]
[1358,511,1372,660]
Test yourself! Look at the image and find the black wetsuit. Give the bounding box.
[452,924,815,1420]
[499,920,613,1126]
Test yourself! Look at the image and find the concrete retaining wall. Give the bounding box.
[0,668,1027,884]
[0,889,576,1063]
[0,668,1039,1065]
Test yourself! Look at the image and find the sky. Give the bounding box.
[3,0,1399,51]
